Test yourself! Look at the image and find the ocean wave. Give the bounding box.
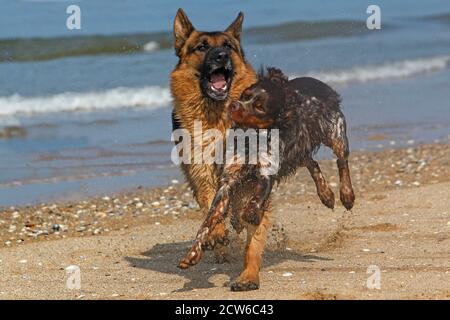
[0,86,172,116]
[0,32,172,62]
[301,55,450,85]
[0,19,366,62]
[1,55,447,117]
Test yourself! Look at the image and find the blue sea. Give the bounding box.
[1,0,450,206]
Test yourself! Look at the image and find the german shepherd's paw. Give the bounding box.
[230,278,260,291]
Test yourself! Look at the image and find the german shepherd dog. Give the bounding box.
[170,8,265,288]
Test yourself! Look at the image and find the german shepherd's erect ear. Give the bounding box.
[225,12,244,41]
[173,8,195,56]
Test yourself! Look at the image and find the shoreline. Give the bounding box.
[2,64,450,207]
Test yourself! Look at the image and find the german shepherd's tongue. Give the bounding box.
[210,73,227,90]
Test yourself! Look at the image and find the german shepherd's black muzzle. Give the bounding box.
[200,47,234,101]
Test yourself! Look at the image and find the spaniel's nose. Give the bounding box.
[230,102,240,112]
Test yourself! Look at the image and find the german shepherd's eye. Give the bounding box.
[195,42,210,52]
[223,41,233,51]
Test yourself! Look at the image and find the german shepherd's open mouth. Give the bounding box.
[200,49,234,101]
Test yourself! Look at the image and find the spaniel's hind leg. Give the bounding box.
[306,158,335,209]
[336,157,355,211]
[328,115,355,210]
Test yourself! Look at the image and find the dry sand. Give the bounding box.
[0,143,449,299]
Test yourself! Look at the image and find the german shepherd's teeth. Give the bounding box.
[210,84,227,92]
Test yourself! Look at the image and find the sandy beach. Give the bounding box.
[0,143,449,299]
[2,0,450,303]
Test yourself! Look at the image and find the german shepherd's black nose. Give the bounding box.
[209,48,229,65]
[215,51,229,63]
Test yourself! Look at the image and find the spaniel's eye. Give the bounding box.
[196,42,209,52]
[254,101,265,113]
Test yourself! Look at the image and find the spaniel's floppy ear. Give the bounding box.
[225,12,244,41]
[173,8,195,56]
[266,67,288,84]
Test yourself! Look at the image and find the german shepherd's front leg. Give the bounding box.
[231,172,273,291]
[231,201,271,291]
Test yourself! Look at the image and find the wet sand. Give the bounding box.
[0,143,449,299]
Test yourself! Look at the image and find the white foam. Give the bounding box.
[298,55,450,85]
[143,41,160,52]
[0,86,172,116]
